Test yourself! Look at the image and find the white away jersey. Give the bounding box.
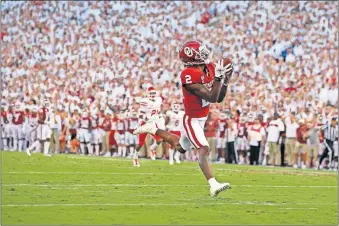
[166,110,184,131]
[138,97,162,121]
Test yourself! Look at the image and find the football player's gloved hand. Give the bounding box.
[214,60,226,82]
[224,63,234,85]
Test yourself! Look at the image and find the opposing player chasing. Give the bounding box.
[133,87,163,167]
[134,40,233,196]
[165,102,184,165]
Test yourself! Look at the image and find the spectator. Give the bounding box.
[266,113,284,166]
[247,116,266,165]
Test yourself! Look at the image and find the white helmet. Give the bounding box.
[147,87,158,101]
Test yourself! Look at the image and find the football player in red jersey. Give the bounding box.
[13,102,25,151]
[134,40,233,196]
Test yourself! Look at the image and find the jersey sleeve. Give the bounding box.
[180,68,202,85]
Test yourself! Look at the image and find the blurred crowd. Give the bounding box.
[1,1,338,168]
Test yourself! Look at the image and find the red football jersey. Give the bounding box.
[13,111,25,125]
[180,63,215,118]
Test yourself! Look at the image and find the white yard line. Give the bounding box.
[279,208,319,210]
[217,168,337,176]
[5,171,196,176]
[2,201,335,207]
[2,183,336,188]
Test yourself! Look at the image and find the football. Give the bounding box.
[222,57,233,67]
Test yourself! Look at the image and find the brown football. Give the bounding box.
[222,58,233,67]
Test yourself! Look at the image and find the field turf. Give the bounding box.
[1,152,338,225]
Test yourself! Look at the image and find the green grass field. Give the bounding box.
[1,152,338,225]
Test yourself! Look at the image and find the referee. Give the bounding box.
[317,117,338,170]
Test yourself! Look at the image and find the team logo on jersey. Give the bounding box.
[184,47,193,57]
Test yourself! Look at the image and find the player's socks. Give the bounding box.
[13,138,18,151]
[208,178,219,187]
[3,138,8,150]
[118,146,122,156]
[44,141,51,156]
[129,146,135,156]
[169,148,174,165]
[87,144,93,155]
[80,143,85,155]
[122,147,127,157]
[19,139,24,152]
[174,151,181,164]
[94,144,99,156]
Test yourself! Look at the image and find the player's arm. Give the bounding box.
[184,82,222,103]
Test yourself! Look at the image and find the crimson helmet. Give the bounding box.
[147,87,158,101]
[179,40,211,66]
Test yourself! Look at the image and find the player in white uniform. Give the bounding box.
[126,110,138,158]
[12,102,25,152]
[165,102,184,165]
[77,109,93,155]
[133,87,163,167]
[5,105,15,151]
[115,112,128,157]
[26,99,52,157]
[26,106,39,148]
[90,112,101,156]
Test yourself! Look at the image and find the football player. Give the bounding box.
[134,40,233,196]
[4,104,15,151]
[27,106,39,149]
[133,87,163,167]
[27,98,52,157]
[1,105,8,150]
[13,102,25,151]
[90,110,101,156]
[126,110,139,158]
[78,109,93,155]
[216,111,227,163]
[115,112,128,157]
[165,102,184,165]
[237,115,249,164]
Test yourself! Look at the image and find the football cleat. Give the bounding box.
[26,148,31,156]
[210,182,231,197]
[169,159,174,165]
[44,153,52,157]
[133,159,140,167]
[174,152,181,164]
[150,151,156,160]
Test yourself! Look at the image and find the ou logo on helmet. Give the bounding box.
[184,47,193,57]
